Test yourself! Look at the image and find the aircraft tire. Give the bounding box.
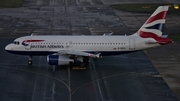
[28,60,32,65]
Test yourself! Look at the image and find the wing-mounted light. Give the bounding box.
[88,53,102,58]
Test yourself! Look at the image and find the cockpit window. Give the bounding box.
[13,41,19,45]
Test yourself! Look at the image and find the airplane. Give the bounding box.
[5,6,172,67]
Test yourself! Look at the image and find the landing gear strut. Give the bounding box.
[72,57,89,70]
[80,57,89,68]
[28,56,32,65]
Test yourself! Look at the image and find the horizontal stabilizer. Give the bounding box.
[56,50,101,58]
[161,35,168,38]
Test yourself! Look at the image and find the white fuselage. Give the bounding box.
[5,35,159,56]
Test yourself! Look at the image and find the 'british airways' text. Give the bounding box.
[30,45,64,48]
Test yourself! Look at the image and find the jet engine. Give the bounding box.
[47,55,74,65]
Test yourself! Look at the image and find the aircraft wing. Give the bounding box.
[51,49,101,58]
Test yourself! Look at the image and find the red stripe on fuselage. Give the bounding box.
[146,11,167,24]
[23,40,44,42]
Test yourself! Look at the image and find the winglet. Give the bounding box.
[103,32,113,36]
[95,53,102,58]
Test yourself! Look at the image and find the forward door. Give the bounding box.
[25,39,31,50]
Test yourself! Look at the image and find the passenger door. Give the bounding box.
[25,39,31,50]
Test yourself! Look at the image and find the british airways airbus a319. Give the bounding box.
[5,6,172,67]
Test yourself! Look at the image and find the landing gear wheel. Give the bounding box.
[79,57,89,68]
[28,60,32,65]
[53,66,56,72]
[80,62,85,68]
[69,57,75,68]
[83,57,89,65]
[28,56,33,65]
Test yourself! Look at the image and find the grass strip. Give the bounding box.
[0,0,23,8]
[169,34,180,42]
[111,4,180,42]
[110,4,180,14]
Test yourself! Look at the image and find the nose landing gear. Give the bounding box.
[28,56,32,65]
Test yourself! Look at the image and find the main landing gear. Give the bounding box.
[80,57,89,68]
[28,56,33,65]
[72,57,89,70]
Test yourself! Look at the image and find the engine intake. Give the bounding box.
[47,55,73,65]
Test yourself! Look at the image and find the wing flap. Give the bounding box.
[57,50,101,58]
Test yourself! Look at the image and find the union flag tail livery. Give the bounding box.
[133,6,172,44]
[5,6,173,67]
[136,6,168,37]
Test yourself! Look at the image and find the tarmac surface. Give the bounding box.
[0,0,180,101]
[145,43,180,101]
[0,39,178,101]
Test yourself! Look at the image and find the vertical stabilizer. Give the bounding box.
[134,6,169,38]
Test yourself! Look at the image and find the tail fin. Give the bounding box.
[134,6,169,37]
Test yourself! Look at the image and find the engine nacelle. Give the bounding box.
[47,55,73,65]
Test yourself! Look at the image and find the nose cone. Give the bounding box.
[5,44,12,51]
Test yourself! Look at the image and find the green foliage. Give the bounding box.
[169,34,180,42]
[110,4,180,14]
[0,0,23,8]
[110,4,180,42]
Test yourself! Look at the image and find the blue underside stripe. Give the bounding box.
[6,50,138,56]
